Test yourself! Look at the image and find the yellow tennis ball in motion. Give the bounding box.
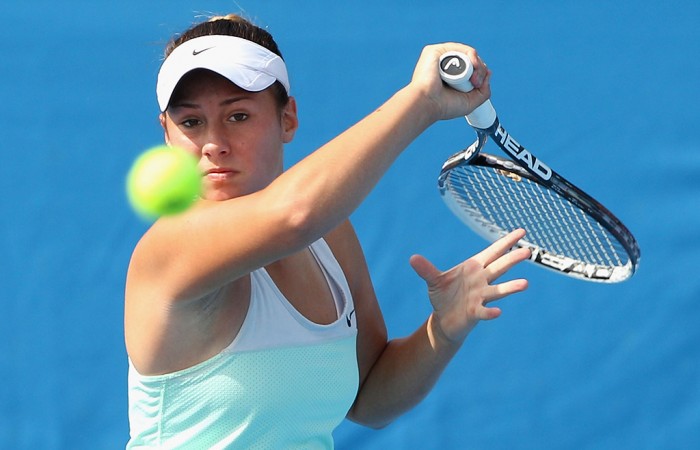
[126,145,201,219]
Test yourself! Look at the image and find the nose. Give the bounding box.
[201,125,231,159]
[202,142,230,159]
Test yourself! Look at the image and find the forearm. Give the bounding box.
[267,85,436,241]
[273,41,490,243]
[348,314,462,428]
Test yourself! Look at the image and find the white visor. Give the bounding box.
[156,35,290,112]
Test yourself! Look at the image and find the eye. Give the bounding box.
[180,118,202,128]
[229,113,248,122]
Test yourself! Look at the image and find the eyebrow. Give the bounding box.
[169,95,253,110]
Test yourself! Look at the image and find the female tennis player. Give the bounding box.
[124,13,531,448]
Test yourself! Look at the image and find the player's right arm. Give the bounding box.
[128,43,490,303]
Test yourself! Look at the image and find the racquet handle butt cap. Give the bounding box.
[439,51,475,91]
[438,51,497,129]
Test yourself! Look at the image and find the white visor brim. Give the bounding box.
[156,35,290,112]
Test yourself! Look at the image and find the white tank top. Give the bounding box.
[127,239,359,449]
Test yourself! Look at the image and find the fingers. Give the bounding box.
[411,42,491,121]
[476,229,531,304]
[412,229,530,290]
[416,43,489,86]
[411,230,530,330]
[473,229,531,301]
[469,54,489,90]
[487,246,531,283]
[485,278,529,304]
[474,228,527,269]
[409,254,441,285]
[479,305,502,321]
[435,43,490,90]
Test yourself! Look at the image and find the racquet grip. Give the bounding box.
[439,51,497,129]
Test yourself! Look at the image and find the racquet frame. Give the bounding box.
[438,119,640,281]
[437,52,640,282]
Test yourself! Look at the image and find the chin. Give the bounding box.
[203,186,249,201]
[204,192,235,201]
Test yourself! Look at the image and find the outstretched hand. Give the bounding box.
[410,229,531,347]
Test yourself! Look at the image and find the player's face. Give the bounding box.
[161,70,297,201]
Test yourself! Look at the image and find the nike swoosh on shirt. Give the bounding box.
[346,309,356,327]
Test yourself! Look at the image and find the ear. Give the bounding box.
[281,97,299,143]
[159,113,171,145]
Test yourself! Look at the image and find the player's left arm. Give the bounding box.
[330,225,529,428]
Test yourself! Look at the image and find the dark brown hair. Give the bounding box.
[165,14,289,107]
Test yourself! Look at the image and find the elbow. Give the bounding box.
[284,202,317,243]
[271,190,331,249]
[346,416,393,431]
[364,419,394,431]
[346,403,396,430]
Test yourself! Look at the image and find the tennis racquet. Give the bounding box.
[437,51,640,282]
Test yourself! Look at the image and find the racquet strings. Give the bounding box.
[442,161,631,270]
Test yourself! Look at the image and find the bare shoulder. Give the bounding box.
[125,219,188,307]
[125,193,297,303]
[124,210,251,375]
[323,220,368,286]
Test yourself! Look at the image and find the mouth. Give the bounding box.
[204,167,237,181]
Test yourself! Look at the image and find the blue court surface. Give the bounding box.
[3,1,699,448]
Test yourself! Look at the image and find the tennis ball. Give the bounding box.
[126,145,201,219]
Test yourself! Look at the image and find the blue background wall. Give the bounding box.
[3,1,699,448]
